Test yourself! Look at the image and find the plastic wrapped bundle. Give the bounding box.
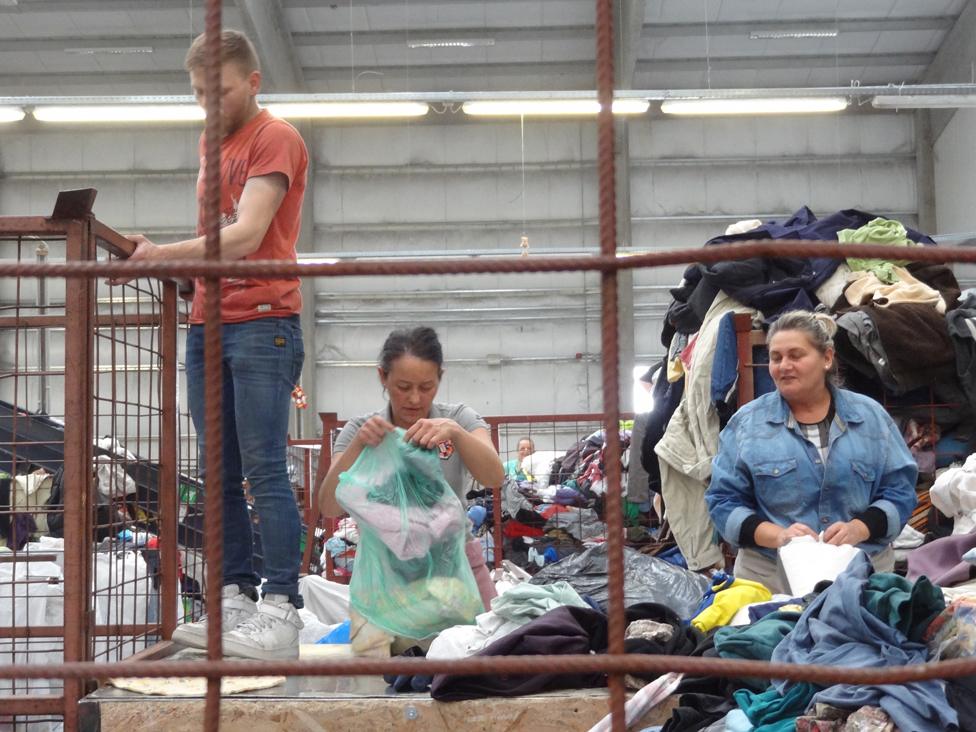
[336,429,482,639]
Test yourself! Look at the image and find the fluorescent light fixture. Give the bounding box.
[661,97,848,115]
[749,29,838,40]
[33,105,204,123]
[407,38,495,49]
[0,106,26,123]
[64,46,154,55]
[872,94,976,109]
[462,99,650,116]
[265,102,429,118]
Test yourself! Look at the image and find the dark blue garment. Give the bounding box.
[668,208,937,334]
[711,312,776,423]
[640,358,684,494]
[748,599,800,624]
[704,206,935,262]
[769,553,957,732]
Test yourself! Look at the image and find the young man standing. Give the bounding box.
[116,30,309,660]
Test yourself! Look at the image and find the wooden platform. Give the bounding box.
[78,643,678,731]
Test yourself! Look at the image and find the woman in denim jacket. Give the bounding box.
[705,310,917,592]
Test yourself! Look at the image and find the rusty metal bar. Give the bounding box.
[302,413,340,576]
[734,313,757,406]
[0,695,64,715]
[0,625,160,639]
[0,313,183,328]
[0,217,72,236]
[3,240,972,279]
[8,653,976,686]
[488,422,503,569]
[593,0,624,727]
[201,2,224,729]
[159,281,179,639]
[90,219,135,259]
[482,412,636,426]
[61,218,95,732]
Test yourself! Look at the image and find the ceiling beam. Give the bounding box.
[0,36,190,52]
[283,0,578,6]
[616,0,647,88]
[638,52,934,72]
[1,48,935,92]
[293,16,952,45]
[299,52,933,77]
[643,16,955,37]
[921,0,976,141]
[0,0,190,10]
[235,0,305,92]
[0,70,187,89]
[0,14,955,52]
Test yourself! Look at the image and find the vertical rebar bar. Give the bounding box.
[34,240,49,415]
[159,282,179,639]
[202,0,224,728]
[594,0,625,729]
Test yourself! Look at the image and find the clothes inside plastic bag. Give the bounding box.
[336,428,482,639]
[528,542,711,618]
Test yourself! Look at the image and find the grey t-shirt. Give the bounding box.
[332,402,490,500]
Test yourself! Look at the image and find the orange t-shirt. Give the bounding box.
[189,109,309,324]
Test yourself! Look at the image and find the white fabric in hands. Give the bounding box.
[777,535,864,597]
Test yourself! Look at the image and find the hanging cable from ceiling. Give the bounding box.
[520,113,529,257]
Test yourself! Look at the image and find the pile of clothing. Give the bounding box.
[640,207,976,570]
[420,553,975,732]
[498,425,641,572]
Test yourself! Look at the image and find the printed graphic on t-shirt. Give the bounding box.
[219,195,240,229]
[437,440,455,460]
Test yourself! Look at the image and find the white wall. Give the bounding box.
[0,111,921,438]
[934,108,976,237]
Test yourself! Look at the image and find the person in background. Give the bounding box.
[112,30,309,660]
[504,437,535,480]
[318,326,504,616]
[705,310,917,593]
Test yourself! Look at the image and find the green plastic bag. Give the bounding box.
[336,428,482,639]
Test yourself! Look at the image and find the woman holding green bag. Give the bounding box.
[317,327,504,644]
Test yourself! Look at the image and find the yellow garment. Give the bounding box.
[691,577,772,633]
[667,357,684,383]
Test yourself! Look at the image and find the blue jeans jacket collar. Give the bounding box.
[761,384,866,427]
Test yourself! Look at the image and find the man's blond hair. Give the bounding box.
[184,30,260,74]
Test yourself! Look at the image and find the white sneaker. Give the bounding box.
[221,594,303,661]
[171,584,257,650]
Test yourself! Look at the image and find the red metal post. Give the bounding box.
[488,423,503,568]
[61,218,96,732]
[734,313,756,405]
[159,281,180,638]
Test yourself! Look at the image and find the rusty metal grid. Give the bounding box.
[303,413,643,582]
[0,220,181,731]
[9,224,976,731]
[5,1,976,731]
[485,414,642,572]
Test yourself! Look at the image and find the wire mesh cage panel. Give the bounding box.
[0,208,181,729]
[301,411,659,586]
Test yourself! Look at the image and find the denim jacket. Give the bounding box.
[706,387,917,559]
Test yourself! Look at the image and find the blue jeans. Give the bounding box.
[186,315,305,608]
